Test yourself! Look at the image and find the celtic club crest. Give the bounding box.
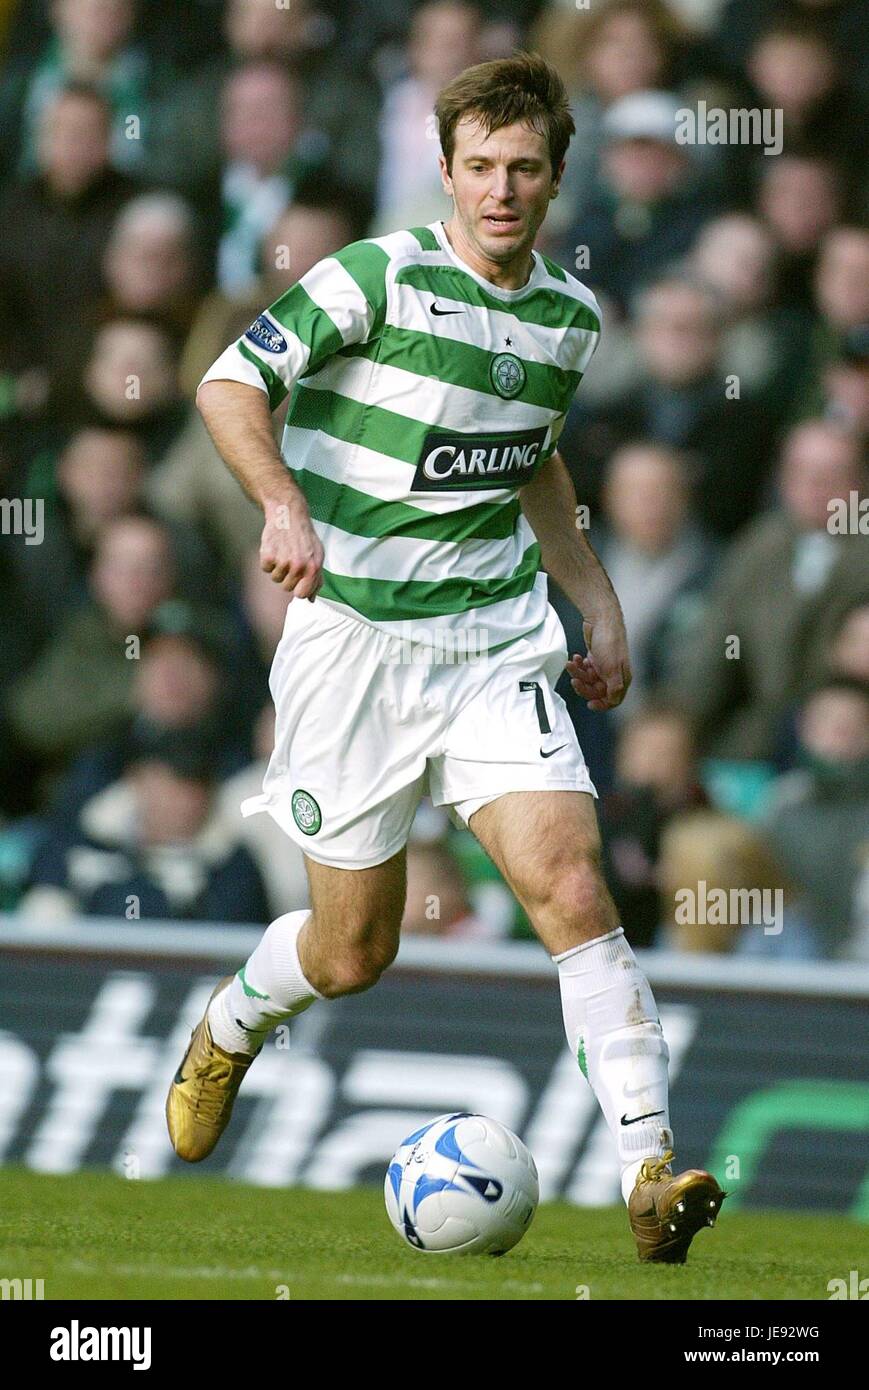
[291,789,322,835]
[489,352,526,399]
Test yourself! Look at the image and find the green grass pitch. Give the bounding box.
[0,1167,863,1301]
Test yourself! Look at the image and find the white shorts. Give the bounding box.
[241,598,597,869]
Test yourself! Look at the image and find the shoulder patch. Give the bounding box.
[244,315,287,354]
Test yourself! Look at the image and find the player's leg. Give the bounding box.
[166,850,407,1163]
[467,788,671,1187]
[166,597,433,1160]
[467,788,725,1260]
[210,848,407,1052]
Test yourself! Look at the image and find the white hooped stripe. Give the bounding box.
[302,353,556,434]
[298,255,377,344]
[310,517,528,586]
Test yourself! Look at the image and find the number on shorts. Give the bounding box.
[519,679,551,734]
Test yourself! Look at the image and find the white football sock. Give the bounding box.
[554,927,673,1205]
[208,910,322,1055]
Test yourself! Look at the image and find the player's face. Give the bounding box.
[439,117,563,282]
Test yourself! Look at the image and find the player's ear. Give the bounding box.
[550,158,566,199]
[438,152,453,195]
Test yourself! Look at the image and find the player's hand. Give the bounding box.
[260,497,324,601]
[566,615,632,712]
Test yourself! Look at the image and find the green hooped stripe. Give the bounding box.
[292,467,521,543]
[540,252,568,283]
[318,542,542,621]
[238,341,288,410]
[577,1037,588,1080]
[286,386,553,468]
[238,965,270,1001]
[395,263,601,332]
[265,282,344,363]
[407,226,440,252]
[342,326,581,412]
[332,240,390,335]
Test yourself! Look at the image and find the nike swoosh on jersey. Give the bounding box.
[540,744,567,758]
[430,301,465,316]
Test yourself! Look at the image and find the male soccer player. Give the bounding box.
[166,52,725,1262]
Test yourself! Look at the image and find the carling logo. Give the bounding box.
[412,427,547,491]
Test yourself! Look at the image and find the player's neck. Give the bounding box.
[440,218,534,292]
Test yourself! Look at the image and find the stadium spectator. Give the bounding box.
[19,727,270,924]
[814,226,869,341]
[686,212,811,425]
[785,229,869,425]
[670,419,868,761]
[3,515,176,768]
[0,0,866,971]
[762,677,869,955]
[373,0,483,233]
[100,192,201,341]
[0,0,154,178]
[145,0,381,207]
[81,318,186,458]
[710,0,869,106]
[561,275,775,537]
[533,0,693,238]
[561,90,711,312]
[7,426,146,629]
[593,443,717,710]
[826,601,869,684]
[217,61,326,294]
[402,839,493,938]
[600,702,707,948]
[658,809,794,954]
[756,153,844,313]
[816,326,869,434]
[744,17,865,180]
[9,426,217,633]
[224,0,381,202]
[0,83,139,436]
[50,597,250,824]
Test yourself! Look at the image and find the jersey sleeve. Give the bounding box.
[198,239,390,411]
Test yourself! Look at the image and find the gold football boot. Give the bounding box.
[166,976,259,1162]
[629,1149,727,1263]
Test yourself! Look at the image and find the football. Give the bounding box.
[384,1112,539,1255]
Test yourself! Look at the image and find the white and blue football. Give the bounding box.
[384,1112,539,1255]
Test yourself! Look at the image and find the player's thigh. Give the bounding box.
[468,790,617,951]
[303,846,407,967]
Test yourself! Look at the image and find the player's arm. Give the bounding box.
[520,450,631,711]
[195,241,389,598]
[196,378,323,599]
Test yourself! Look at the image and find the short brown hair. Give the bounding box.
[435,51,575,178]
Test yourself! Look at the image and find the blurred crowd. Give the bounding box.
[0,0,866,958]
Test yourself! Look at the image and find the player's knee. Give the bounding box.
[528,846,612,930]
[317,933,399,998]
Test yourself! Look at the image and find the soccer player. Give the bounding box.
[166,53,725,1262]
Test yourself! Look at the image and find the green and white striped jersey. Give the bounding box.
[201,220,601,652]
